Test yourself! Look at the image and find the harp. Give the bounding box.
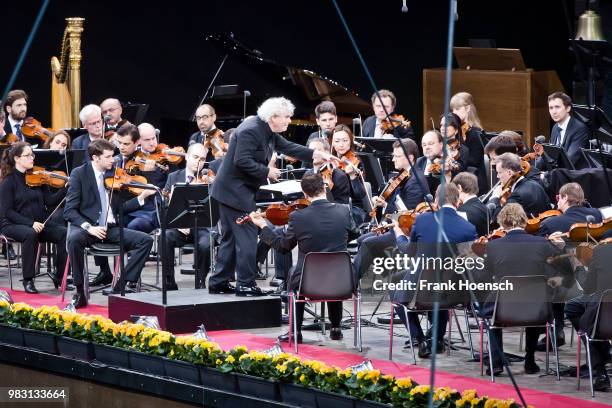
[51,17,84,129]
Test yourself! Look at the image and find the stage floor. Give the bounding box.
[1,252,612,406]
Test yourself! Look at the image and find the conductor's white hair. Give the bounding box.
[257,97,295,122]
[79,104,101,124]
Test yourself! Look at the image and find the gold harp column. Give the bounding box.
[67,17,84,127]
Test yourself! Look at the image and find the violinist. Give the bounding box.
[450,92,487,193]
[72,104,104,163]
[162,143,216,290]
[100,98,124,133]
[484,132,542,185]
[488,153,550,220]
[305,101,338,146]
[440,113,469,174]
[64,139,154,308]
[415,130,446,194]
[249,173,357,343]
[42,130,71,151]
[308,138,350,203]
[353,138,428,279]
[189,104,225,161]
[362,89,413,139]
[137,123,171,186]
[453,172,489,237]
[538,183,602,237]
[564,237,612,391]
[115,124,160,234]
[474,203,572,376]
[0,142,68,293]
[2,90,28,143]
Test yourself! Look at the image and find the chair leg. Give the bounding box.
[288,291,294,349]
[487,328,495,382]
[519,327,524,352]
[356,294,362,352]
[552,320,560,380]
[453,308,465,343]
[60,255,71,302]
[111,255,121,288]
[321,301,326,336]
[464,308,475,359]
[447,309,452,357]
[403,307,416,364]
[389,303,394,360]
[293,296,299,354]
[479,320,484,376]
[84,252,90,300]
[585,336,594,398]
[577,333,582,390]
[545,322,550,373]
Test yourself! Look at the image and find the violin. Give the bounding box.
[524,209,563,234]
[547,238,612,266]
[104,167,149,195]
[138,144,186,165]
[371,211,417,236]
[499,160,531,206]
[521,143,544,163]
[25,166,69,189]
[125,157,170,173]
[380,169,411,202]
[319,165,334,190]
[204,129,227,157]
[21,117,54,142]
[556,218,612,242]
[471,227,507,257]
[338,150,362,175]
[236,198,310,226]
[380,114,411,134]
[0,133,20,147]
[194,168,216,185]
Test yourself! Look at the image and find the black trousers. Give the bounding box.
[163,228,212,287]
[209,202,257,287]
[394,306,449,341]
[1,223,67,280]
[67,226,153,287]
[256,227,292,281]
[566,295,611,374]
[294,299,342,332]
[353,230,396,280]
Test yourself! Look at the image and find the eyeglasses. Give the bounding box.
[87,119,103,127]
[19,153,35,159]
[102,107,118,114]
[195,115,213,121]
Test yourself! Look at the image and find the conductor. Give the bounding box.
[209,97,338,296]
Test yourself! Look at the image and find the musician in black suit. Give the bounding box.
[489,153,550,219]
[415,130,446,194]
[454,172,489,237]
[72,104,105,163]
[545,92,590,169]
[64,139,155,308]
[100,98,124,133]
[209,97,337,296]
[188,104,224,162]
[362,89,414,139]
[0,142,68,293]
[353,138,429,279]
[305,101,338,146]
[2,90,28,143]
[485,131,543,184]
[250,173,356,342]
[538,183,602,237]
[474,203,572,375]
[564,241,612,391]
[450,92,487,193]
[162,143,216,290]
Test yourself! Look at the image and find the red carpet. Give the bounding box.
[3,287,610,408]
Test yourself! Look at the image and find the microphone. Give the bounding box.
[401,0,408,12]
[353,140,366,150]
[244,90,251,97]
[425,194,434,203]
[285,164,294,180]
[155,128,160,138]
[485,202,497,235]
[535,135,546,144]
[586,215,596,223]
[103,115,112,124]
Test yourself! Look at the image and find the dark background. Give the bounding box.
[1,0,581,144]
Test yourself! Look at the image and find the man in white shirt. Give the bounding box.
[2,89,28,142]
[546,91,590,169]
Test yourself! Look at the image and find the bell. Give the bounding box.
[575,10,605,41]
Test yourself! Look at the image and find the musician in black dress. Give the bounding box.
[209,97,336,296]
[0,142,68,293]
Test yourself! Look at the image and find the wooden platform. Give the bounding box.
[108,289,281,333]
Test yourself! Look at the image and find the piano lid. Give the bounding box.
[206,33,371,117]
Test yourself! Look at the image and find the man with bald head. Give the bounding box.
[189,104,225,161]
[100,98,124,131]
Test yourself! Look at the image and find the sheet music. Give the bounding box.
[260,180,302,195]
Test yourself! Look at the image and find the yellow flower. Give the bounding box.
[215,359,223,366]
[356,371,366,380]
[226,355,235,364]
[299,374,306,383]
[395,377,413,388]
[365,370,380,382]
[0,299,9,308]
[409,385,430,396]
[276,364,287,373]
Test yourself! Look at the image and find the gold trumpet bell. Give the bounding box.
[575,9,605,41]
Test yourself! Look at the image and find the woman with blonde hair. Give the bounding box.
[450,92,487,194]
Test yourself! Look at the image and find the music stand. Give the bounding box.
[581,148,612,169]
[167,184,219,289]
[540,143,575,170]
[356,152,386,194]
[355,137,396,178]
[33,149,80,174]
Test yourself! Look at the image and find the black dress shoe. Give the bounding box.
[102,286,135,296]
[235,285,269,297]
[72,291,88,309]
[593,372,611,392]
[434,339,446,354]
[330,327,343,340]
[3,244,16,261]
[403,338,419,349]
[524,359,540,374]
[208,282,236,294]
[90,272,113,286]
[23,280,38,294]
[278,332,302,343]
[486,366,504,376]
[417,339,431,358]
[536,335,565,352]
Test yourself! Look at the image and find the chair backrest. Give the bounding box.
[592,289,612,340]
[298,251,354,300]
[409,263,471,310]
[492,275,552,327]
